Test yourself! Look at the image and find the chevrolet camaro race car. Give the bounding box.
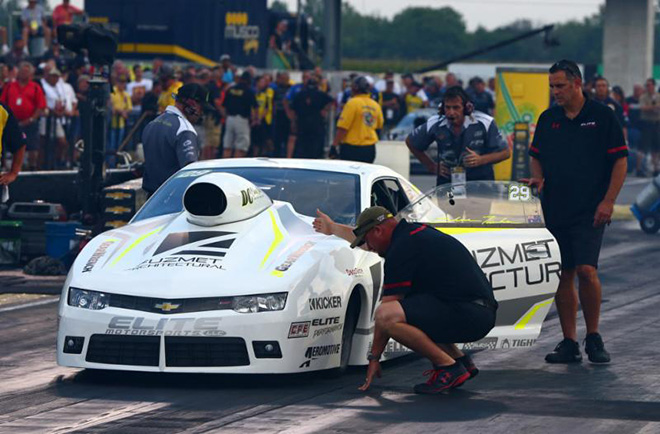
[57,158,561,373]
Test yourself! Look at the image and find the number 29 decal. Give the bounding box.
[508,185,532,201]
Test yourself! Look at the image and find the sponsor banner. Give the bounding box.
[345,268,363,277]
[288,321,310,339]
[105,316,226,337]
[500,338,536,349]
[462,337,498,350]
[383,340,413,356]
[308,296,342,311]
[311,316,342,338]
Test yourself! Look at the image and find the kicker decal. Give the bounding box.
[308,296,342,311]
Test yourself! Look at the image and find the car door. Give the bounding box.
[398,181,561,350]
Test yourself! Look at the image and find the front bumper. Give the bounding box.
[57,305,343,374]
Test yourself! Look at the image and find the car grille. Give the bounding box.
[165,337,250,367]
[109,294,233,314]
[86,335,160,366]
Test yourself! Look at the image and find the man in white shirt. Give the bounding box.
[127,64,153,114]
[40,68,75,168]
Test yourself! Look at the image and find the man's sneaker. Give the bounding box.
[413,362,470,394]
[456,354,479,379]
[584,333,611,363]
[545,338,582,364]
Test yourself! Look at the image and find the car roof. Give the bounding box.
[185,158,401,179]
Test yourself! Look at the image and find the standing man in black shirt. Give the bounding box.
[271,71,291,157]
[313,207,497,395]
[221,71,257,158]
[290,77,333,159]
[528,60,627,364]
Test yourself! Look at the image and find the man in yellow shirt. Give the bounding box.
[157,65,183,113]
[109,76,132,167]
[333,76,384,163]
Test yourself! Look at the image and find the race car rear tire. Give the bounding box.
[326,290,361,377]
[640,215,660,234]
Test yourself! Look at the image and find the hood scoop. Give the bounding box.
[183,173,271,226]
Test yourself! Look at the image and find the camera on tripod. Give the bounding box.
[57,23,118,66]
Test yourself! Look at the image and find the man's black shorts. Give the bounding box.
[642,121,660,153]
[399,294,496,343]
[340,143,376,163]
[548,223,605,269]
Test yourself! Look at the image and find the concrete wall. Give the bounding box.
[603,0,655,94]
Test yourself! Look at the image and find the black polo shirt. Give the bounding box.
[222,83,257,118]
[291,87,333,134]
[529,97,627,228]
[383,220,497,307]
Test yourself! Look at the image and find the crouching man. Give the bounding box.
[313,206,498,394]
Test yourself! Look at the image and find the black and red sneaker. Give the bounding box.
[456,354,479,379]
[413,362,470,395]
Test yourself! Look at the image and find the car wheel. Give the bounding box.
[325,290,361,377]
[640,215,660,234]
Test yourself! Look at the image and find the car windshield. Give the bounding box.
[133,167,361,225]
[397,181,545,227]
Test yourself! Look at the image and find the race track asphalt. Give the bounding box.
[0,177,658,434]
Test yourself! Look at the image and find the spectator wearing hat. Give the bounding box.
[142,83,211,195]
[108,75,132,167]
[40,67,74,169]
[157,64,183,113]
[0,61,45,170]
[220,71,257,158]
[220,54,235,85]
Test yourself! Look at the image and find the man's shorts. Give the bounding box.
[203,117,221,149]
[641,121,660,153]
[21,122,39,151]
[548,222,605,269]
[399,293,496,344]
[39,117,66,139]
[340,143,376,163]
[224,115,250,152]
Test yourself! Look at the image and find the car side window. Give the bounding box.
[370,179,410,214]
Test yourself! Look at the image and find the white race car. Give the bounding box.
[57,158,561,373]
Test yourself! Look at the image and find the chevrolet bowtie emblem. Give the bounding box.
[155,302,181,312]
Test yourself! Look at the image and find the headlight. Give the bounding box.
[232,292,287,313]
[68,287,109,310]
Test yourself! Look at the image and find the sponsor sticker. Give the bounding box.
[462,337,498,350]
[299,343,341,368]
[275,242,315,273]
[308,296,342,311]
[288,321,310,339]
[383,340,413,356]
[82,240,117,273]
[345,268,363,277]
[129,256,225,271]
[311,317,342,339]
[500,338,536,349]
[105,316,226,336]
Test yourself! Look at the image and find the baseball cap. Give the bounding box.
[175,83,214,110]
[350,206,394,249]
[220,54,231,61]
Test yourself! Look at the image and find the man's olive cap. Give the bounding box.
[350,206,393,248]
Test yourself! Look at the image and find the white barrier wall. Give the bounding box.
[374,141,410,180]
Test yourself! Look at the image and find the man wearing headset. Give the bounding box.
[406,86,510,185]
[142,83,212,196]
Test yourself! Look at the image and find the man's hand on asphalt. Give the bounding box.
[0,172,18,185]
[463,148,483,168]
[358,360,382,391]
[313,209,334,235]
[594,199,614,227]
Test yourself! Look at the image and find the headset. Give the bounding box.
[438,86,474,117]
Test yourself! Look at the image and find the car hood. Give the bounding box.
[69,202,339,298]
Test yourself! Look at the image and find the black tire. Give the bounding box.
[640,215,660,234]
[325,290,361,377]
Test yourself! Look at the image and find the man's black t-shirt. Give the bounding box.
[222,83,257,118]
[383,220,497,307]
[379,91,402,126]
[593,95,626,128]
[529,98,628,228]
[291,88,333,134]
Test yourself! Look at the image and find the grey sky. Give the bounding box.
[269,0,604,31]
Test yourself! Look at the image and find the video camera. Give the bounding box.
[57,24,118,66]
